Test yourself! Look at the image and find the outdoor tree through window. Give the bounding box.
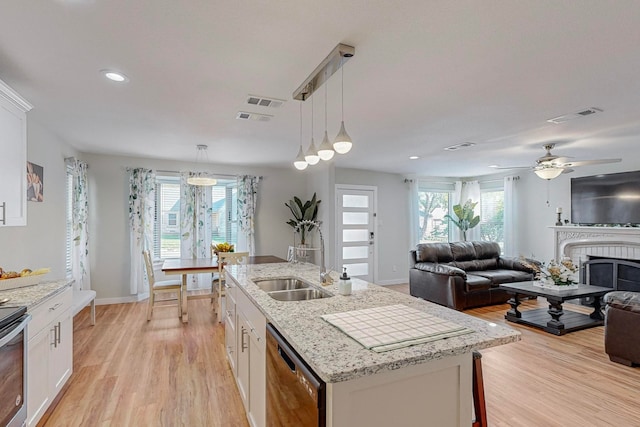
[418,191,449,243]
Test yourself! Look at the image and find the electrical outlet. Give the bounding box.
[392,265,397,272]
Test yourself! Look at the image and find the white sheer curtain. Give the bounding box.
[128,168,156,295]
[237,175,260,256]
[451,181,463,241]
[503,176,520,256]
[408,178,419,247]
[66,158,91,291]
[180,172,212,290]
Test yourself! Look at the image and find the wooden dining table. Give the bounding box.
[161,255,285,323]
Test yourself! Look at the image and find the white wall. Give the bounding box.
[515,161,640,263]
[0,119,77,278]
[335,168,410,285]
[83,153,306,301]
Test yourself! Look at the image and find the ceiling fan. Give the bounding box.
[491,143,622,180]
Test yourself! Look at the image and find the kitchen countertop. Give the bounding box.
[227,262,521,383]
[0,279,71,309]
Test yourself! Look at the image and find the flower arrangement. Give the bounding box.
[536,258,578,286]
[213,242,234,254]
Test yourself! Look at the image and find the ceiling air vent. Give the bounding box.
[444,142,476,151]
[236,111,273,122]
[246,95,285,109]
[547,107,602,124]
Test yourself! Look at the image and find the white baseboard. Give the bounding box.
[95,292,148,306]
[375,278,409,286]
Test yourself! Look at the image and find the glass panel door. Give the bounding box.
[336,186,376,282]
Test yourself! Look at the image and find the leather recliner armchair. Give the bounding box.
[604,291,640,366]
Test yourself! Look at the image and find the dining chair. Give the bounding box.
[143,250,182,321]
[215,251,249,322]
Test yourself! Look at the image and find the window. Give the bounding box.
[153,176,238,259]
[480,188,504,251]
[154,176,181,259]
[65,166,73,278]
[211,179,238,246]
[418,190,450,243]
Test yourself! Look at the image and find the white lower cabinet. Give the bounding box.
[225,273,265,427]
[27,286,73,427]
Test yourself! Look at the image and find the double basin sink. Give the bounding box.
[253,277,332,301]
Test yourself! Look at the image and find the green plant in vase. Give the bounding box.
[285,193,321,245]
[444,199,480,241]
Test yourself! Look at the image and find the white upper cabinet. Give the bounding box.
[0,78,32,227]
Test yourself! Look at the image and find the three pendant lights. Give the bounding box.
[293,44,354,171]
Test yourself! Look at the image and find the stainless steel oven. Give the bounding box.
[0,306,30,427]
[266,323,325,427]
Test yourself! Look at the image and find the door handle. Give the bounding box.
[0,202,5,225]
[57,321,62,345]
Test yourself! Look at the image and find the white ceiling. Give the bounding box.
[1,1,639,177]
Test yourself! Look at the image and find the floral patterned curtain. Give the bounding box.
[128,168,156,294]
[238,175,260,256]
[180,172,212,289]
[66,158,91,291]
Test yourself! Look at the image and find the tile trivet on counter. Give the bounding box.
[322,304,474,352]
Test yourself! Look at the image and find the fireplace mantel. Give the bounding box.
[551,226,640,262]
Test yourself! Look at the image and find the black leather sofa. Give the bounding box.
[409,241,536,311]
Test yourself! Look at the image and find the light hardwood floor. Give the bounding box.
[47,287,640,427]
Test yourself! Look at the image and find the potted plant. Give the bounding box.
[444,199,480,241]
[285,193,321,245]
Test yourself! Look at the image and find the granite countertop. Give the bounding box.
[0,280,71,309]
[227,262,521,383]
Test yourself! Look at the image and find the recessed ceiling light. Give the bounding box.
[409,156,419,160]
[101,69,129,83]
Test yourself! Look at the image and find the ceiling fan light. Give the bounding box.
[318,131,335,161]
[534,167,563,180]
[294,145,309,170]
[333,121,352,154]
[305,138,320,165]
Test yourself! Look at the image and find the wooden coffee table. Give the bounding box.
[498,281,612,335]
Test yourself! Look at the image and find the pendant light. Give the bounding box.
[187,145,217,186]
[333,65,353,154]
[293,102,308,170]
[304,92,320,165]
[317,70,335,161]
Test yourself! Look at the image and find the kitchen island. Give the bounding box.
[225,262,520,427]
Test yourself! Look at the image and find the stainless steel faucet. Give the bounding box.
[296,219,333,285]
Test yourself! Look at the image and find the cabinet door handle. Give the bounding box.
[240,327,249,352]
[0,202,5,225]
[49,303,63,312]
[51,324,58,348]
[57,321,62,345]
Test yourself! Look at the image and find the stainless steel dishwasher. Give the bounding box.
[266,323,326,427]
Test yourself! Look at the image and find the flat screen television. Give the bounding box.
[571,170,640,225]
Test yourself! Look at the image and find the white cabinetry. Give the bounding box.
[224,278,237,375]
[0,78,32,227]
[27,286,73,427]
[225,272,266,427]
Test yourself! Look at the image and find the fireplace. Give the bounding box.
[581,255,640,292]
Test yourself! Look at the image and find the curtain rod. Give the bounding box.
[154,169,263,179]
